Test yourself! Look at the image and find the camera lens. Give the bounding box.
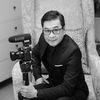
[10,51,18,61]
[10,51,24,61]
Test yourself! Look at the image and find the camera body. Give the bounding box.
[9,34,32,62]
[10,46,32,61]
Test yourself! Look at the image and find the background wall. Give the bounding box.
[0,0,23,82]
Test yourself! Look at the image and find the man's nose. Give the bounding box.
[49,31,55,38]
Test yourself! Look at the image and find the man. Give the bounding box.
[19,10,89,100]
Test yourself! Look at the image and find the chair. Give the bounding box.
[12,0,100,100]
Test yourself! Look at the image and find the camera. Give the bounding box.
[8,34,32,61]
[9,34,34,100]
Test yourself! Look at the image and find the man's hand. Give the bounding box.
[35,77,44,85]
[20,82,37,99]
[36,77,49,85]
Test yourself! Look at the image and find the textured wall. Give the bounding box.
[21,0,35,33]
[35,0,83,29]
[21,0,36,46]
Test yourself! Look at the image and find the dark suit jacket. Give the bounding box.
[32,33,89,100]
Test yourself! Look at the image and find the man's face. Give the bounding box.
[43,18,65,47]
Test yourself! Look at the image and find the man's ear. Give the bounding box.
[62,26,66,34]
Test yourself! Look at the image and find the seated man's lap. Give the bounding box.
[34,83,51,89]
[21,83,87,100]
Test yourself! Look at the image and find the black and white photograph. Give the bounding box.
[0,0,100,100]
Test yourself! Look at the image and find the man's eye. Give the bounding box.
[45,30,50,33]
[53,29,59,32]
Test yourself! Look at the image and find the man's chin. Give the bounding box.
[48,42,57,47]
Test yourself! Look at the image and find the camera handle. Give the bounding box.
[23,72,29,85]
[18,73,30,100]
[18,61,31,100]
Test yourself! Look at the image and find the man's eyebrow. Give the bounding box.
[43,26,61,30]
[53,26,60,28]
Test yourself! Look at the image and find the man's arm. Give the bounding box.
[32,42,42,81]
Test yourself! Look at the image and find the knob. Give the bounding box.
[14,26,17,30]
[13,6,16,10]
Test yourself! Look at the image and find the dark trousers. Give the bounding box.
[18,83,88,100]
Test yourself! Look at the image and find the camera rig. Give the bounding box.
[9,33,32,61]
[8,34,33,100]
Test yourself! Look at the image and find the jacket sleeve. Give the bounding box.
[36,48,82,99]
[32,42,42,80]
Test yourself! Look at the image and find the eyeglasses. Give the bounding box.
[43,28,62,35]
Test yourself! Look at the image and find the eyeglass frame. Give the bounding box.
[42,27,63,35]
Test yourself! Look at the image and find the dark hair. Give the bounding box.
[41,10,65,28]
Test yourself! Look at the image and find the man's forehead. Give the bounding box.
[43,18,61,29]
